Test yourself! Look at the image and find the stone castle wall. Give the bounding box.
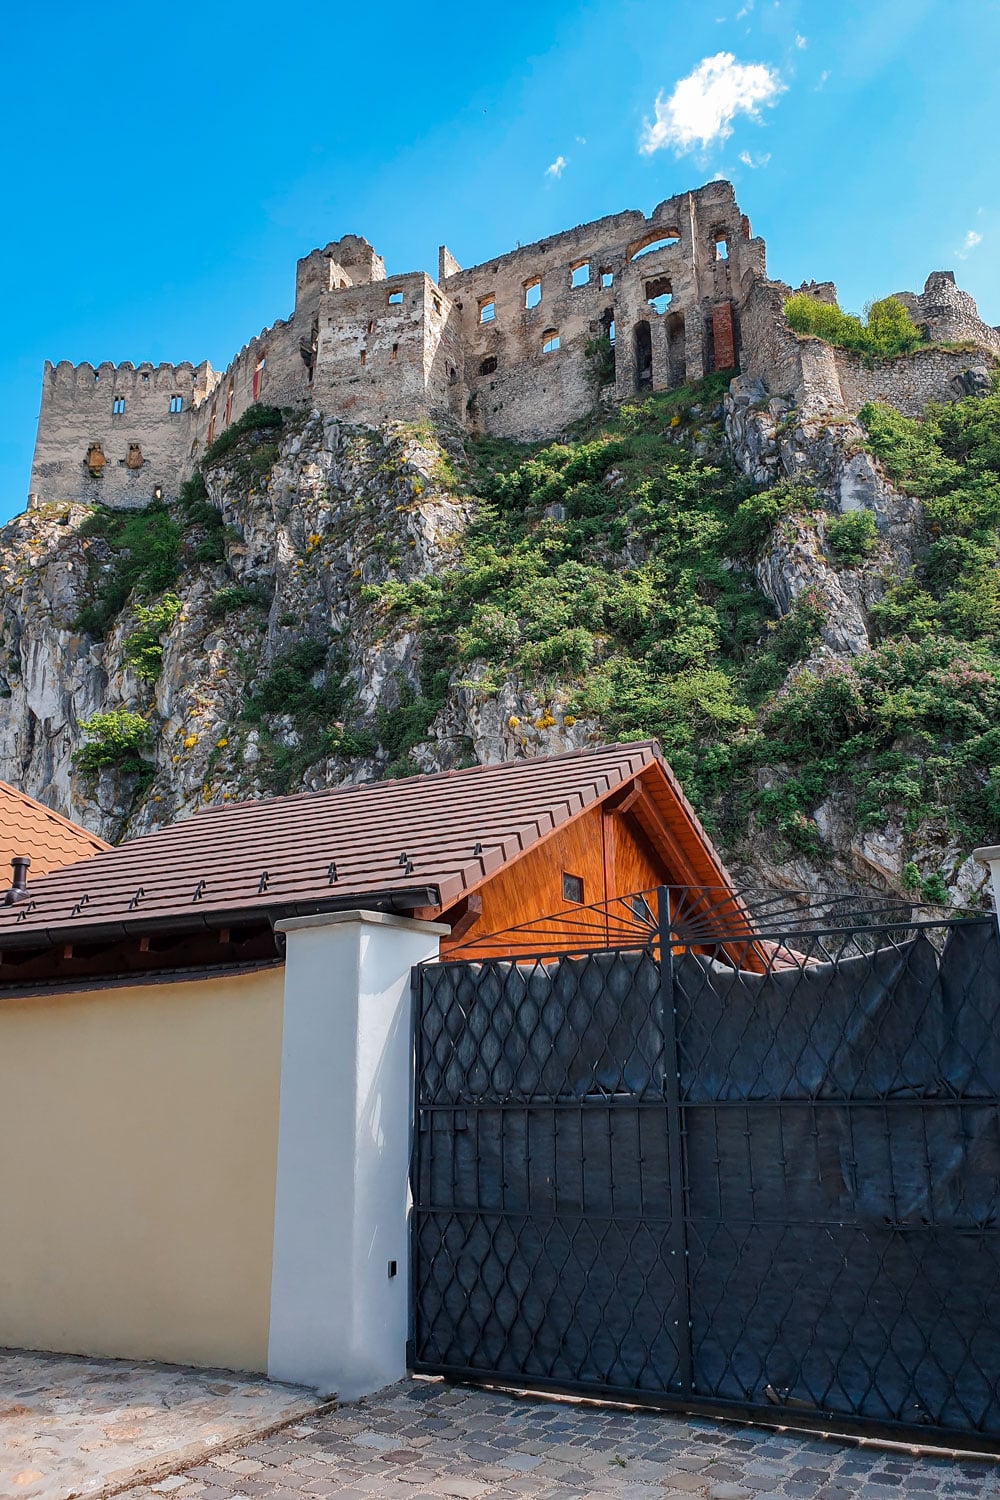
[30,360,218,509]
[26,184,1000,510]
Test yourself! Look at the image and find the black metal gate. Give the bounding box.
[410,895,1000,1447]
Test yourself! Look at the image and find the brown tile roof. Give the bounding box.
[0,743,733,947]
[0,782,108,880]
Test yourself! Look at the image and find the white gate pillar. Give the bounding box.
[973,846,1000,937]
[266,910,447,1398]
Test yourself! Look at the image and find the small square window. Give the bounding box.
[141,372,150,383]
[169,394,183,413]
[571,262,589,288]
[562,873,585,904]
[390,343,398,361]
[112,397,125,415]
[360,350,367,366]
[524,279,541,309]
[601,269,614,288]
[479,298,496,324]
[388,289,403,306]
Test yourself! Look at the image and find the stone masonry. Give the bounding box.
[27,181,1000,510]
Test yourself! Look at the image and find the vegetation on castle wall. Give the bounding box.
[201,404,284,470]
[785,294,924,359]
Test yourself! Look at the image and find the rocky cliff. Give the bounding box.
[2,374,997,910]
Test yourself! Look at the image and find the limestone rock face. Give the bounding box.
[0,404,988,910]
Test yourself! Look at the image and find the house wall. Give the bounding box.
[0,965,282,1371]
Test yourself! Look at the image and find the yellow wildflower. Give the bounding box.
[508,715,520,729]
[183,734,198,750]
[216,737,229,749]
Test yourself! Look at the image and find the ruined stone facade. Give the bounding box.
[27,181,999,509]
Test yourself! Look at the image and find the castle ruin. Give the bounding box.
[27,180,1000,509]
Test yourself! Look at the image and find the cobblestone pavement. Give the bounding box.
[0,1348,318,1500]
[126,1377,1000,1500]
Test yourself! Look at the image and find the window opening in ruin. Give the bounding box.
[388,290,403,306]
[667,309,687,389]
[207,411,216,445]
[449,365,458,385]
[629,230,680,260]
[391,344,399,361]
[571,262,590,288]
[141,373,150,383]
[85,444,106,474]
[479,298,496,324]
[93,372,100,383]
[645,275,673,315]
[368,319,376,333]
[542,329,560,353]
[715,236,729,261]
[609,320,616,343]
[634,321,653,392]
[224,386,233,425]
[252,355,266,401]
[112,397,125,415]
[600,268,614,288]
[360,350,367,367]
[562,872,585,903]
[169,394,183,414]
[126,444,144,470]
[433,296,442,315]
[480,356,498,376]
[524,278,542,309]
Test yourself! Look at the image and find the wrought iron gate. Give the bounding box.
[409,894,1000,1447]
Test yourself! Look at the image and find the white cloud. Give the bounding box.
[954,230,983,259]
[795,32,807,47]
[814,69,830,89]
[575,135,587,145]
[736,0,753,16]
[739,149,772,167]
[639,52,785,156]
[545,155,567,178]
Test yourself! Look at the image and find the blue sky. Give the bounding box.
[2,0,997,521]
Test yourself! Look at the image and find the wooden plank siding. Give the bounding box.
[438,801,665,959]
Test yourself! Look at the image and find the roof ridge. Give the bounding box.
[192,740,661,816]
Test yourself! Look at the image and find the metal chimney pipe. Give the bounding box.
[4,854,30,905]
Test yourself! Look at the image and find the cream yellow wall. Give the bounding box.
[0,966,283,1371]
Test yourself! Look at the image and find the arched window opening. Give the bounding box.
[542,329,560,354]
[667,310,687,389]
[634,321,653,392]
[524,278,542,309]
[629,229,680,260]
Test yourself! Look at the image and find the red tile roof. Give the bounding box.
[0,782,108,880]
[0,743,733,947]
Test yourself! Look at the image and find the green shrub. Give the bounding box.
[785,294,923,359]
[73,709,152,775]
[209,583,272,618]
[74,504,182,638]
[826,509,877,564]
[122,593,183,682]
[729,481,818,555]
